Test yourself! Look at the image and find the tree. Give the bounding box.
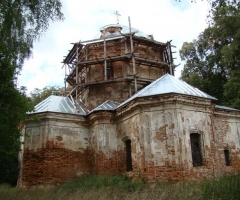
[0,51,33,185]
[176,0,239,24]
[180,1,240,108]
[0,0,64,185]
[224,69,240,109]
[30,86,64,106]
[0,0,64,72]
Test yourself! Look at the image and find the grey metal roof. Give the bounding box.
[32,95,87,115]
[90,100,120,113]
[81,35,125,45]
[94,24,151,39]
[118,74,217,108]
[80,24,166,46]
[215,105,240,111]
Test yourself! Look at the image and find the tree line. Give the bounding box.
[180,0,240,109]
[1,0,240,186]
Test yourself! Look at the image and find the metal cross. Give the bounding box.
[114,11,121,24]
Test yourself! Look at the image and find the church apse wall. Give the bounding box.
[21,112,90,187]
[116,105,142,177]
[88,111,124,175]
[20,93,240,187]
[213,108,240,176]
[115,94,240,181]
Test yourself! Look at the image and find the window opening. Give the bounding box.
[224,149,230,166]
[125,139,133,171]
[190,133,203,167]
[107,62,113,79]
[81,70,86,83]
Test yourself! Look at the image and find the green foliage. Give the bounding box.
[1,174,240,200]
[0,0,64,71]
[0,53,33,185]
[224,70,240,109]
[180,39,227,104]
[180,1,240,108]
[0,0,64,185]
[57,174,146,193]
[208,0,240,19]
[201,174,240,199]
[29,86,64,106]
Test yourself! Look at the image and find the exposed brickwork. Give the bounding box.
[20,22,240,186]
[20,94,240,187]
[22,140,90,187]
[89,150,126,175]
[71,36,166,110]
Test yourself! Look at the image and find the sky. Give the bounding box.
[19,0,210,94]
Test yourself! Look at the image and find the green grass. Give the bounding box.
[201,174,240,200]
[56,174,146,193]
[0,174,240,200]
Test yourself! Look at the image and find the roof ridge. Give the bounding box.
[118,74,217,109]
[32,95,86,115]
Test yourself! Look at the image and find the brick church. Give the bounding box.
[18,23,240,187]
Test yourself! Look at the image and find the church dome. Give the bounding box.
[97,24,151,39]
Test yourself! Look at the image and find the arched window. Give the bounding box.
[125,139,133,171]
[224,149,230,166]
[190,133,203,167]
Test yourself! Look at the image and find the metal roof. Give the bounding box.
[81,35,125,45]
[215,105,240,111]
[90,100,120,113]
[32,95,87,115]
[97,24,151,39]
[29,78,239,116]
[118,74,217,108]
[79,24,165,47]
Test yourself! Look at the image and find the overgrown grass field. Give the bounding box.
[1,174,240,200]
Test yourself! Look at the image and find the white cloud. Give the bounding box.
[19,0,210,94]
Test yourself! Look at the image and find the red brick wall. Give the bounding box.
[22,140,90,187]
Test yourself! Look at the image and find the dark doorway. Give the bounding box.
[190,133,203,167]
[125,140,133,171]
[224,149,230,166]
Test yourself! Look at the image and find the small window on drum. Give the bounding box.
[107,62,113,79]
[224,149,230,166]
[190,133,203,167]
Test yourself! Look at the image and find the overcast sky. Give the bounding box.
[19,0,210,94]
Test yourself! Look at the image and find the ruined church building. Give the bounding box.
[19,22,240,187]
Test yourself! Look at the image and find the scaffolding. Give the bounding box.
[62,19,176,107]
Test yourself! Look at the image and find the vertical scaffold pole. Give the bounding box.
[103,29,107,80]
[128,16,137,93]
[64,64,66,96]
[85,46,88,83]
[124,37,132,97]
[76,41,80,101]
[168,42,173,75]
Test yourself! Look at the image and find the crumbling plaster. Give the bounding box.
[21,93,240,187]
[22,112,90,186]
